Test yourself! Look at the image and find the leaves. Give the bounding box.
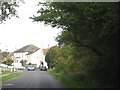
[33,2,119,88]
[32,2,118,56]
[0,0,24,23]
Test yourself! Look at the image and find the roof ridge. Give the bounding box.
[14,44,40,53]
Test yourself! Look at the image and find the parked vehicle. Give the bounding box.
[16,66,26,70]
[27,65,35,71]
[40,65,47,71]
[0,64,8,68]
[7,65,14,69]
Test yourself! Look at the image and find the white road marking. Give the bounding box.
[3,84,13,86]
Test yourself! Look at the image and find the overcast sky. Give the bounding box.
[0,0,62,52]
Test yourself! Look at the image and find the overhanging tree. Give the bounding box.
[31,2,119,88]
[31,2,119,56]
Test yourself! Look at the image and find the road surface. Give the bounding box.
[2,71,66,88]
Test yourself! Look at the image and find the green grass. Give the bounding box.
[1,70,11,75]
[48,69,81,88]
[1,72,21,81]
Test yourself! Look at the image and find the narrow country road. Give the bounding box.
[2,71,66,88]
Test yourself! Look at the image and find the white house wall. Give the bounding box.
[29,49,41,68]
[14,52,28,63]
[13,49,47,68]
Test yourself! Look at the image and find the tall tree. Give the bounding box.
[31,2,119,56]
[32,2,119,88]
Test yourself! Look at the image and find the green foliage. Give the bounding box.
[2,59,13,66]
[0,0,25,23]
[20,60,27,66]
[33,2,119,88]
[48,69,81,88]
[32,2,119,56]
[45,45,60,69]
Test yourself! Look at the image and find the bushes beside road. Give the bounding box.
[33,2,118,88]
[48,69,80,88]
[46,44,118,88]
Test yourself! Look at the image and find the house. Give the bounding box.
[14,44,41,68]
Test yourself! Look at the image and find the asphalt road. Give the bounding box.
[2,71,66,88]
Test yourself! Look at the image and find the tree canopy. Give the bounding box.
[32,2,119,88]
[31,2,119,56]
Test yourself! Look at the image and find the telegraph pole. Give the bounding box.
[48,44,49,49]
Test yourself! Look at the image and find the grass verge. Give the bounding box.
[1,70,11,75]
[48,69,81,88]
[0,72,21,81]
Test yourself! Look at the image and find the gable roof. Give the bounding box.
[14,44,40,55]
[42,48,49,55]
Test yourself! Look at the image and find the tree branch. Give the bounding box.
[74,38,104,56]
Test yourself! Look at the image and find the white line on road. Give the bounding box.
[3,84,13,86]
